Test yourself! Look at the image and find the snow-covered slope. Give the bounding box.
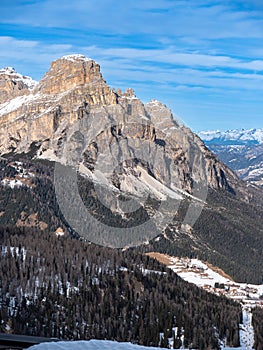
[166,256,263,301]
[167,257,262,350]
[27,338,255,350]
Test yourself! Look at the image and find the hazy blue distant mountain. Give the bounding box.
[198,128,263,146]
[198,128,263,188]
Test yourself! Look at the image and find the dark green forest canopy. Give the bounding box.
[0,227,241,349]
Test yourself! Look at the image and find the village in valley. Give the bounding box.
[147,253,263,306]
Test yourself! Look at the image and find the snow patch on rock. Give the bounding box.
[60,54,94,63]
[0,94,37,116]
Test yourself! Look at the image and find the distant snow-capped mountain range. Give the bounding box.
[198,128,263,188]
[198,128,263,145]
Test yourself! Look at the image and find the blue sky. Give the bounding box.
[0,0,263,131]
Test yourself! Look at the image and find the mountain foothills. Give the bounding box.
[199,129,263,188]
[0,55,262,349]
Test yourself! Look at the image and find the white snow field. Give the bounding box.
[27,338,256,350]
[28,340,190,350]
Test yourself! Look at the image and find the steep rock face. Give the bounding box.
[0,55,117,155]
[0,54,245,197]
[35,54,117,107]
[36,54,106,95]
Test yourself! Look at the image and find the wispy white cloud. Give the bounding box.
[0,36,38,48]
[1,37,262,94]
[84,45,263,72]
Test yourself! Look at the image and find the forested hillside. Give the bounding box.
[0,226,242,349]
[1,155,263,285]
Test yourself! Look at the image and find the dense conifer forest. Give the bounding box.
[0,227,242,349]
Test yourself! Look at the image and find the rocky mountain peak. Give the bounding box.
[0,66,37,104]
[0,54,244,198]
[145,99,179,129]
[1,55,262,278]
[35,54,105,95]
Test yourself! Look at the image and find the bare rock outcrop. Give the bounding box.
[0,54,242,198]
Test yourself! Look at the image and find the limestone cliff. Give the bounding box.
[0,54,243,199]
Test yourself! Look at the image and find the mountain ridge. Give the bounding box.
[0,55,243,193]
[0,54,262,283]
[198,128,263,188]
[198,128,263,145]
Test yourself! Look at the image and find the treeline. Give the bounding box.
[0,227,242,349]
[253,307,263,350]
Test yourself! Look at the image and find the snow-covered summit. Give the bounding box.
[198,128,263,145]
[60,54,94,63]
[0,67,16,75]
[147,99,166,107]
[0,66,38,90]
